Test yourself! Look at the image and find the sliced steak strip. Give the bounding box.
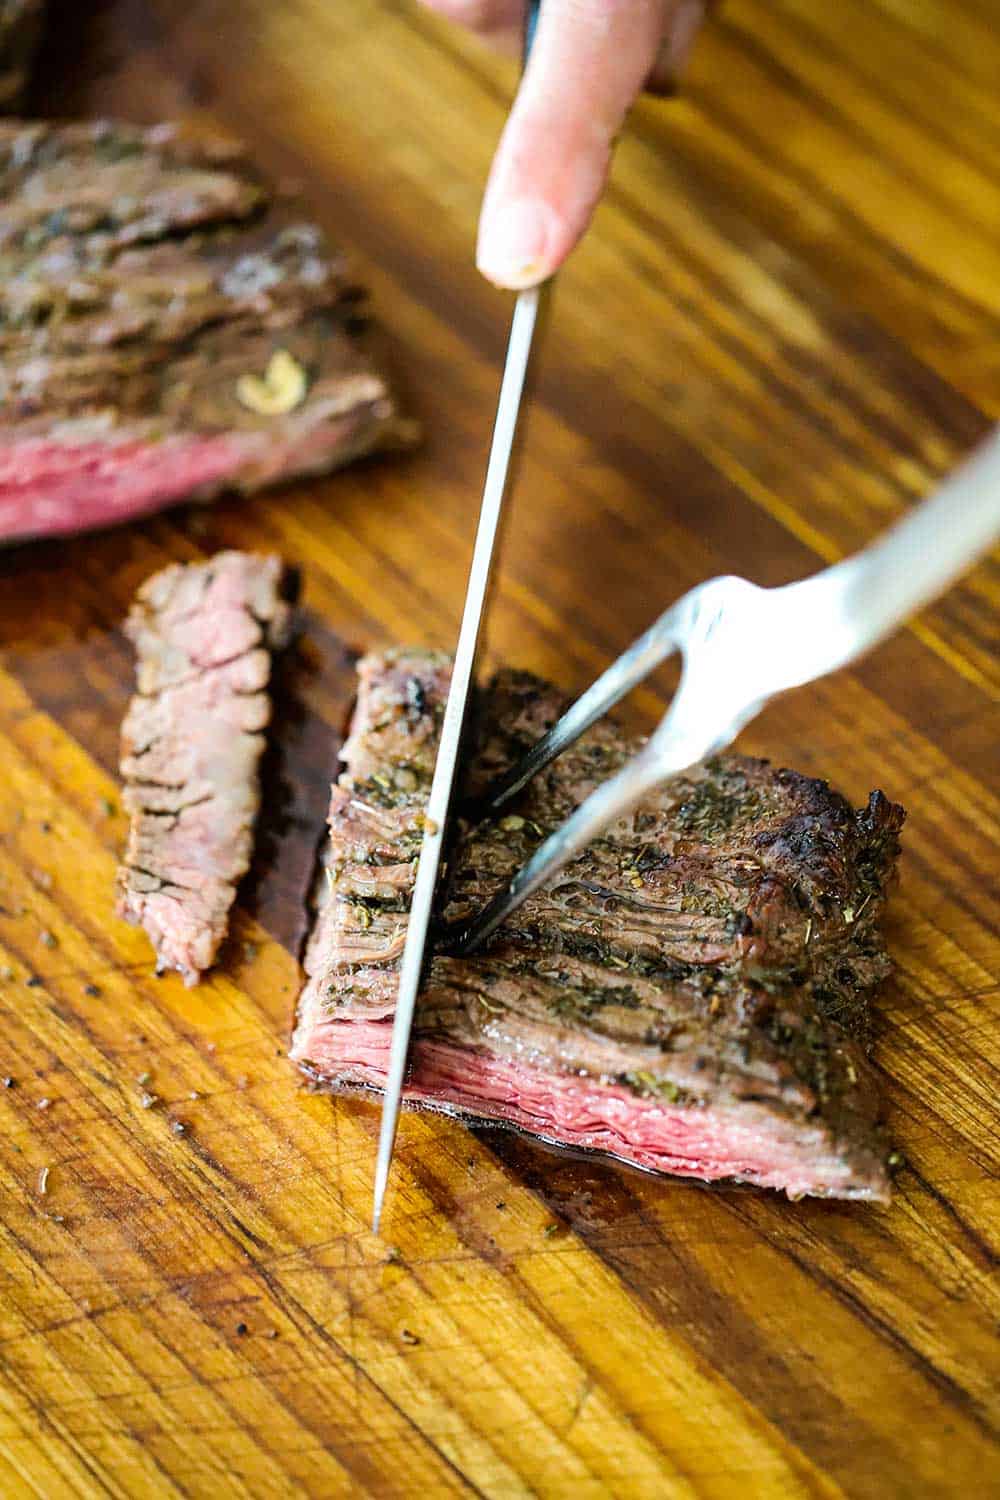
[0,119,414,542]
[292,650,904,1202]
[117,550,292,984]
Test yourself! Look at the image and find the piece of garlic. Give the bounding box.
[236,348,308,415]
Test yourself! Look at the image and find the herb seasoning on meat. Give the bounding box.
[292,650,904,1202]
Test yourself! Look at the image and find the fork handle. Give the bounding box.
[786,426,1000,675]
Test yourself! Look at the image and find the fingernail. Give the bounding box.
[477,197,556,289]
[667,0,707,79]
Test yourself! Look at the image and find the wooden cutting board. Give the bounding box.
[1,2,997,1495]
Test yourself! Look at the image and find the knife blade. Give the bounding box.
[371,285,548,1236]
[371,0,545,1234]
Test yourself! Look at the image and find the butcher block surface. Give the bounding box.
[0,2,997,1496]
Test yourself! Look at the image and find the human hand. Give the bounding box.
[421,0,709,288]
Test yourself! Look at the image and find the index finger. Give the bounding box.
[476,0,678,288]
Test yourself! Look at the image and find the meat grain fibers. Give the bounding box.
[117,551,292,985]
[292,650,905,1202]
[0,119,414,543]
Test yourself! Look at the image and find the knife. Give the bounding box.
[372,1,546,1232]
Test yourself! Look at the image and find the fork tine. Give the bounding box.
[450,667,743,956]
[451,583,744,954]
[449,741,666,955]
[471,591,694,820]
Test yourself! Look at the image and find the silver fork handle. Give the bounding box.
[770,425,1000,688]
[480,429,1000,821]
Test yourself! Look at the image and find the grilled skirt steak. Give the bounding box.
[117,551,292,985]
[291,650,905,1202]
[0,120,414,542]
[0,2,43,113]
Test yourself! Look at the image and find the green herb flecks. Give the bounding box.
[619,1071,690,1105]
[674,773,763,840]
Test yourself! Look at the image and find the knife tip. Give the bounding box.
[372,1154,389,1236]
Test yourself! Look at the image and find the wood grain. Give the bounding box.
[1,0,997,1494]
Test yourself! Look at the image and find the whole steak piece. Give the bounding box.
[0,1,43,113]
[0,120,413,542]
[117,551,292,985]
[292,650,905,1202]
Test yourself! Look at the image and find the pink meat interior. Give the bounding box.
[0,436,252,541]
[297,1017,882,1201]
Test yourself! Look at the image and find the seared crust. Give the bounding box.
[292,651,905,1201]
